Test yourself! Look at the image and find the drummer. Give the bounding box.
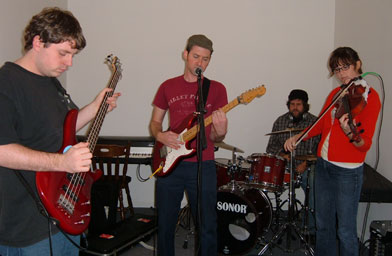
[266,89,320,235]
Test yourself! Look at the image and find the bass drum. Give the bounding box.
[217,186,272,255]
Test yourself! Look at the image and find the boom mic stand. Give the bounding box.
[258,131,314,256]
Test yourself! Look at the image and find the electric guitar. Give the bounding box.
[36,55,122,235]
[152,85,266,177]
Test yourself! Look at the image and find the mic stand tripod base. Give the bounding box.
[257,220,314,255]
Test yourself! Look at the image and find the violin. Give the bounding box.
[335,77,367,143]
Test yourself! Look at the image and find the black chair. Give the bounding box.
[92,144,134,220]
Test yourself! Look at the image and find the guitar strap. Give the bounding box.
[14,171,87,252]
[202,77,210,107]
[52,78,79,111]
[14,171,50,219]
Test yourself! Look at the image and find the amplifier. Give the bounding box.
[370,220,392,256]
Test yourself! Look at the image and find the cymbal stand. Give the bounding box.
[274,190,303,231]
[271,190,283,230]
[258,138,314,255]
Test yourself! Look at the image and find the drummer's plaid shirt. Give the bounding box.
[266,111,320,167]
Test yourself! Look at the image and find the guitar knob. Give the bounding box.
[74,220,85,225]
[81,200,91,206]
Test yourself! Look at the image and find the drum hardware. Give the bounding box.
[295,154,317,162]
[269,191,286,232]
[215,157,250,188]
[175,193,196,249]
[301,165,314,244]
[214,141,245,153]
[257,143,314,255]
[175,203,195,249]
[297,159,317,244]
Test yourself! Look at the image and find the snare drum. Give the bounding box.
[247,153,286,192]
[215,158,250,187]
[217,185,272,255]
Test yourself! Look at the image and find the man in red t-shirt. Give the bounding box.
[150,34,228,256]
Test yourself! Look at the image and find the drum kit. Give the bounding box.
[215,128,316,255]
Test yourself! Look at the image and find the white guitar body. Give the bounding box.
[160,128,194,175]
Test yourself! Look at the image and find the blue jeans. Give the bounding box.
[0,231,80,256]
[315,158,363,256]
[156,160,217,256]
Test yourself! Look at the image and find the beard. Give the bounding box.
[290,111,305,124]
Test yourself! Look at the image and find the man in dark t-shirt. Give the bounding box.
[0,7,120,255]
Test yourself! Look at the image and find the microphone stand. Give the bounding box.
[258,132,314,256]
[195,69,207,255]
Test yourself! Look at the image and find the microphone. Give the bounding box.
[195,67,203,76]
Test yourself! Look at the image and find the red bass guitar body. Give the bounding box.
[36,55,122,235]
[36,109,102,235]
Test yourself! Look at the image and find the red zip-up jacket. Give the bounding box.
[306,85,381,163]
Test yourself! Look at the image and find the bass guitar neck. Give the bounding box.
[35,55,122,235]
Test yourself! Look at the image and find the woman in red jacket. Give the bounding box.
[285,47,381,256]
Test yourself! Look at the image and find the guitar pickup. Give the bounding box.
[160,146,168,158]
[58,193,75,215]
[66,173,85,186]
[62,185,79,203]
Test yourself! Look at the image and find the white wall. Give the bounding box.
[1,0,390,243]
[66,0,335,207]
[0,0,67,84]
[334,0,392,242]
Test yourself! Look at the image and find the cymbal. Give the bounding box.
[214,141,244,153]
[295,155,317,162]
[265,128,303,136]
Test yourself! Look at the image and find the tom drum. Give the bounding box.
[216,158,250,187]
[247,153,286,192]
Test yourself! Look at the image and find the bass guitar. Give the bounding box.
[36,55,122,235]
[152,85,266,177]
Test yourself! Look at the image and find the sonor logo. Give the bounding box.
[217,201,247,214]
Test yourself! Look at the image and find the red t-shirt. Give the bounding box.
[153,75,228,161]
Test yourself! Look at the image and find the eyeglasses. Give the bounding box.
[333,64,350,74]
